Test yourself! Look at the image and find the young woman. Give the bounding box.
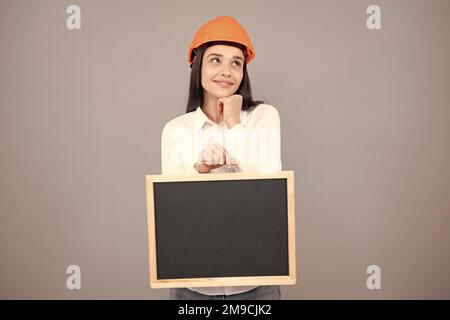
[161,16,282,300]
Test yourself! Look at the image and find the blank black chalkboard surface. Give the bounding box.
[145,171,296,288]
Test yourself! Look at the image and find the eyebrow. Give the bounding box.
[206,53,244,61]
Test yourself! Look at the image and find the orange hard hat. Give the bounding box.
[188,16,255,65]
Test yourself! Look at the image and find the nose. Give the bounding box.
[220,65,231,77]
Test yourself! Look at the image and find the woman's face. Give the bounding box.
[201,44,245,99]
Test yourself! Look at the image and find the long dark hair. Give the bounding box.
[186,41,264,113]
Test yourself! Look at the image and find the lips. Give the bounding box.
[213,80,234,88]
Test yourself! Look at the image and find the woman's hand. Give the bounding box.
[217,94,242,129]
[195,143,238,173]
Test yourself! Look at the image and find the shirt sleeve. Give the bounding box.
[224,105,282,174]
[161,122,200,175]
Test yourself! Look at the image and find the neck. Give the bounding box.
[201,92,223,124]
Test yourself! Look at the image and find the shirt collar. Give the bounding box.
[193,107,215,131]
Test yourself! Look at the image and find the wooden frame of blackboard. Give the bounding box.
[145,170,296,289]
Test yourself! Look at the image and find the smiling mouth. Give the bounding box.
[213,80,234,88]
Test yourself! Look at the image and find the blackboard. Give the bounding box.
[145,171,296,288]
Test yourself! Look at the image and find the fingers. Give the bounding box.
[202,148,215,165]
[225,155,238,167]
[198,143,239,168]
[210,144,239,167]
[221,146,239,167]
[199,144,224,166]
[211,143,225,165]
[198,148,213,165]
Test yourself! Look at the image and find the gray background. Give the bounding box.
[1,0,449,299]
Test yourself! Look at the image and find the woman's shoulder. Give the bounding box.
[248,103,279,114]
[162,110,197,133]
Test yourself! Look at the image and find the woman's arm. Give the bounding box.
[224,105,282,173]
[161,123,191,174]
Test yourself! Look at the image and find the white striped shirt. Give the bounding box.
[161,103,282,295]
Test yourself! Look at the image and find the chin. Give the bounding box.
[214,88,237,98]
[216,92,233,98]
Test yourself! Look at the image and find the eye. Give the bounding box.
[232,60,242,67]
[211,57,220,63]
